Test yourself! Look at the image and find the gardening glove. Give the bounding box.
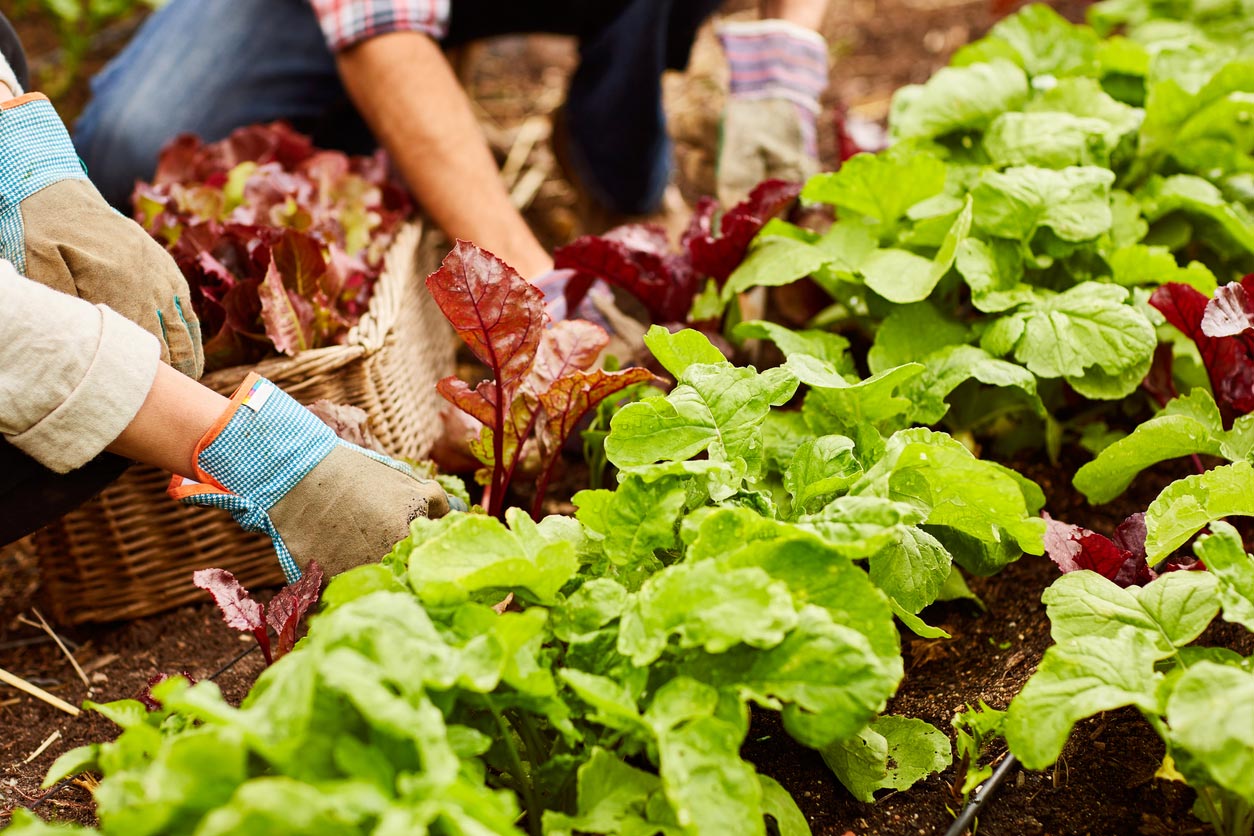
[169,373,458,581]
[0,92,203,378]
[716,20,829,206]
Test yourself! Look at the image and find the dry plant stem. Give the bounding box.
[23,730,61,765]
[28,608,89,689]
[0,666,81,717]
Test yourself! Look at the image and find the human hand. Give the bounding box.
[716,20,829,205]
[0,94,203,377]
[170,374,458,580]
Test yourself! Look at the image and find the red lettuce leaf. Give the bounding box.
[192,568,272,663]
[553,180,800,325]
[134,122,411,369]
[265,561,324,660]
[1150,276,1254,419]
[683,179,802,283]
[1202,280,1254,337]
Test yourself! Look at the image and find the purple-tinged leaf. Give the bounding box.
[266,561,323,660]
[1042,513,1155,587]
[1202,281,1254,338]
[193,568,272,663]
[258,255,316,355]
[1151,278,1254,419]
[1142,343,1178,408]
[683,179,802,283]
[554,224,699,324]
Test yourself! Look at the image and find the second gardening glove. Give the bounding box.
[170,374,457,581]
[716,20,829,205]
[0,92,203,377]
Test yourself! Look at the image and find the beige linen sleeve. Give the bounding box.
[0,258,160,473]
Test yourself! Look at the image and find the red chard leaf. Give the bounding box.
[266,561,324,660]
[258,255,316,355]
[428,241,655,518]
[193,568,272,663]
[137,671,197,711]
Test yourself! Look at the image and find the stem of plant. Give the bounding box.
[488,698,540,836]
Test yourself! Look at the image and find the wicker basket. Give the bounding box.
[33,224,454,625]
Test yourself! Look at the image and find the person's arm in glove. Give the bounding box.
[0,56,203,379]
[716,0,831,205]
[1,262,455,581]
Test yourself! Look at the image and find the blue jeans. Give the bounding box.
[74,0,722,215]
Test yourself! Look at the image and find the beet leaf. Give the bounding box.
[193,561,326,665]
[193,568,272,664]
[427,241,655,518]
[265,562,324,660]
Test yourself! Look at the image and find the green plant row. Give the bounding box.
[721,0,1254,454]
[5,325,1053,835]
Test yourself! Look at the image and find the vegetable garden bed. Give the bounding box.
[6,0,1254,834]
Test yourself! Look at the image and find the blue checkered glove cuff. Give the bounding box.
[0,94,88,273]
[170,374,403,581]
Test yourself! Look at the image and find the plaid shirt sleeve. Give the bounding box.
[307,0,450,52]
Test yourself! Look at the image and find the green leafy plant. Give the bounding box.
[17,0,162,97]
[1005,520,1254,835]
[951,700,1008,802]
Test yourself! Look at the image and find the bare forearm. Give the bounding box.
[759,0,828,30]
[105,363,227,479]
[336,33,552,277]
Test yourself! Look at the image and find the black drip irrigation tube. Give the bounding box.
[942,753,1020,836]
[21,644,261,813]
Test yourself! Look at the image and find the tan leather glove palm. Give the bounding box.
[716,21,829,206]
[0,94,203,378]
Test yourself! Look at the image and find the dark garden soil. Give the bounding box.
[5,1,1239,835]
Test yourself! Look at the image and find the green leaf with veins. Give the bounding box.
[1041,570,1220,656]
[955,237,1035,313]
[1145,461,1254,561]
[796,360,925,439]
[984,113,1119,169]
[907,344,1044,426]
[1025,77,1144,138]
[1005,628,1164,770]
[723,236,836,299]
[863,198,972,305]
[890,59,1030,140]
[784,435,862,516]
[801,149,947,224]
[575,475,687,567]
[1138,174,1254,258]
[867,302,971,375]
[972,165,1115,243]
[642,324,728,378]
[606,346,798,476]
[1166,662,1254,802]
[956,4,1098,77]
[1106,245,1216,293]
[733,320,854,374]
[617,561,798,666]
[1193,521,1254,632]
[758,775,812,836]
[794,495,928,559]
[688,606,900,749]
[543,748,679,836]
[820,716,952,803]
[403,509,579,606]
[658,715,764,836]
[868,527,953,615]
[979,282,1156,386]
[852,428,1046,554]
[713,535,900,661]
[1073,389,1231,504]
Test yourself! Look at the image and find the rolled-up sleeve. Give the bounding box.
[307,0,449,52]
[0,259,160,473]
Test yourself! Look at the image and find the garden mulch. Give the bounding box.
[7,1,1234,834]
